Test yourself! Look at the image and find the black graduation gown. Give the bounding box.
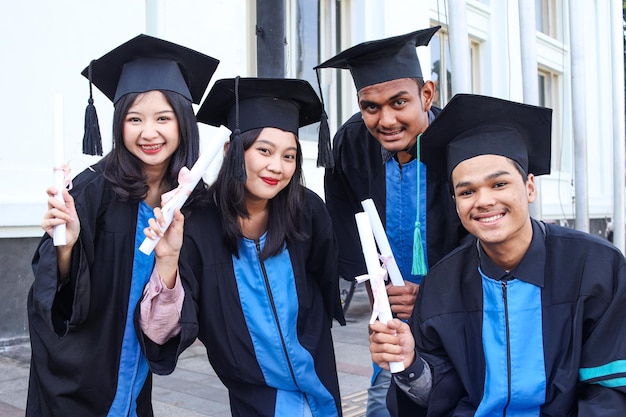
[391,220,626,416]
[323,111,466,281]
[143,188,346,417]
[28,160,154,417]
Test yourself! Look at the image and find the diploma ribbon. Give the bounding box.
[378,253,395,274]
[368,266,389,325]
[160,167,192,207]
[53,163,73,190]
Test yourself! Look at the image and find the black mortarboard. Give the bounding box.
[80,34,220,155]
[420,94,553,180]
[197,77,322,134]
[82,34,219,104]
[314,26,440,91]
[197,77,324,182]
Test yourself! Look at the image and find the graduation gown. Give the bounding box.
[392,220,626,416]
[323,111,466,281]
[143,188,346,417]
[28,160,154,417]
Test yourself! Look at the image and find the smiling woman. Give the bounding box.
[138,77,346,417]
[27,34,219,417]
[243,127,298,208]
[122,90,181,188]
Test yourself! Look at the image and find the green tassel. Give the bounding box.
[411,220,428,275]
[411,133,427,275]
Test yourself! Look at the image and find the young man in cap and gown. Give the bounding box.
[315,27,467,416]
[369,94,626,416]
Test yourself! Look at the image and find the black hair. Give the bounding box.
[511,158,529,181]
[102,90,206,202]
[211,127,305,260]
[410,77,425,90]
[448,156,530,197]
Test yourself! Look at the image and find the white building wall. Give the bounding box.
[0,0,622,238]
[0,0,249,237]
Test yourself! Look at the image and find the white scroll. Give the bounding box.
[355,211,405,373]
[360,198,405,287]
[138,125,231,255]
[53,94,66,246]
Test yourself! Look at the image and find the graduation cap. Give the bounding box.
[314,26,440,91]
[420,94,553,180]
[80,34,220,155]
[197,77,325,182]
[312,27,440,169]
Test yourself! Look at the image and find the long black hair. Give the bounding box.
[211,127,306,260]
[102,90,205,202]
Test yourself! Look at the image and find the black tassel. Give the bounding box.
[231,129,247,183]
[82,60,103,156]
[231,76,246,183]
[317,109,334,168]
[314,68,334,168]
[82,97,103,155]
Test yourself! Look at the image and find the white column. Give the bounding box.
[610,0,625,251]
[447,0,472,95]
[518,0,542,219]
[145,0,165,36]
[569,0,589,232]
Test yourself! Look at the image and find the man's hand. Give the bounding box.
[369,319,416,371]
[387,280,419,319]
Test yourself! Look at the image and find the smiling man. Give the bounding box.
[369,94,626,416]
[315,28,468,417]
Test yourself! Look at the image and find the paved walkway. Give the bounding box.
[0,281,373,416]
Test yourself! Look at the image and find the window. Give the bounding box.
[285,0,321,141]
[429,32,452,108]
[535,0,558,38]
[469,39,481,95]
[538,68,561,170]
[430,30,480,108]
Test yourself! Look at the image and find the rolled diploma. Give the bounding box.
[138,125,231,255]
[355,212,405,373]
[53,94,66,246]
[361,198,404,286]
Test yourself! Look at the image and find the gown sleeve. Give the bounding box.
[30,167,109,336]
[139,212,203,375]
[576,250,626,415]
[323,115,371,282]
[139,268,184,345]
[306,190,346,326]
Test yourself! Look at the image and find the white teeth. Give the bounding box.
[142,144,162,150]
[479,214,503,223]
